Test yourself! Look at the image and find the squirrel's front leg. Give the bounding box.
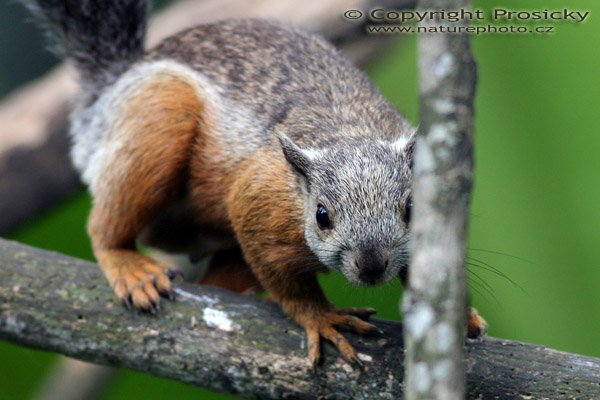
[227,155,379,365]
[88,75,202,311]
[248,250,379,365]
[275,268,380,365]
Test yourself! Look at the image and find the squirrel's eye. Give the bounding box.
[316,204,332,230]
[404,198,413,224]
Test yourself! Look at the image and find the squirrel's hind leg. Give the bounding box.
[198,248,263,294]
[467,307,488,338]
[87,74,203,312]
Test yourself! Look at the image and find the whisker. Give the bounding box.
[466,266,495,293]
[468,247,536,266]
[467,257,528,295]
[466,281,491,305]
[466,266,500,306]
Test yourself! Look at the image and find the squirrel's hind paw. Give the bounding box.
[467,306,488,339]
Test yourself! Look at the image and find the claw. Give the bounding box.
[307,328,321,367]
[99,250,176,313]
[290,304,381,365]
[351,353,365,368]
[160,289,175,301]
[122,295,132,310]
[310,356,321,369]
[167,269,184,280]
[335,307,377,320]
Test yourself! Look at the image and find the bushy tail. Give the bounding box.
[23,0,149,94]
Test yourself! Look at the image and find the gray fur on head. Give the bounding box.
[281,132,416,286]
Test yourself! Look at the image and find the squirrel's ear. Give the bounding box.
[403,130,417,168]
[392,129,417,168]
[278,133,313,177]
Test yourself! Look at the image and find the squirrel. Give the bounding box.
[23,0,487,365]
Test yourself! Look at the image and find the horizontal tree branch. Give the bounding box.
[0,0,414,234]
[0,238,598,399]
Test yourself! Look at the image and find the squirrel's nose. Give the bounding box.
[356,248,388,284]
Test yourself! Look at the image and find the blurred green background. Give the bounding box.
[1,0,599,398]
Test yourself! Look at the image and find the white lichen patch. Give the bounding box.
[96,322,108,330]
[3,315,25,334]
[202,307,240,332]
[428,122,459,163]
[429,123,453,145]
[406,303,434,340]
[434,322,455,353]
[341,363,354,374]
[227,365,247,379]
[432,98,455,114]
[434,52,454,79]
[432,359,453,380]
[413,362,431,393]
[415,139,435,172]
[14,251,29,259]
[174,288,218,307]
[386,372,395,391]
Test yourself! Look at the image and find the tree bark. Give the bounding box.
[402,0,476,398]
[1,238,599,399]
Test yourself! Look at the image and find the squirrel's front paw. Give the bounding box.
[296,306,381,366]
[97,250,177,313]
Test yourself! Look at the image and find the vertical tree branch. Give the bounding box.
[403,0,476,399]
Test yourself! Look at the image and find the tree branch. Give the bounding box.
[31,358,114,400]
[403,0,476,398]
[1,238,599,399]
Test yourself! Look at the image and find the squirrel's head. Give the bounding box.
[279,132,415,287]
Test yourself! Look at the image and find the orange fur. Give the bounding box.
[467,306,488,338]
[88,73,378,361]
[199,248,262,294]
[226,150,379,364]
[88,74,204,310]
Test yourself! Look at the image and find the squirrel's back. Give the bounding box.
[24,1,411,184]
[146,19,410,148]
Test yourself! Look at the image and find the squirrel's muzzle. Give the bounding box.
[356,248,389,285]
